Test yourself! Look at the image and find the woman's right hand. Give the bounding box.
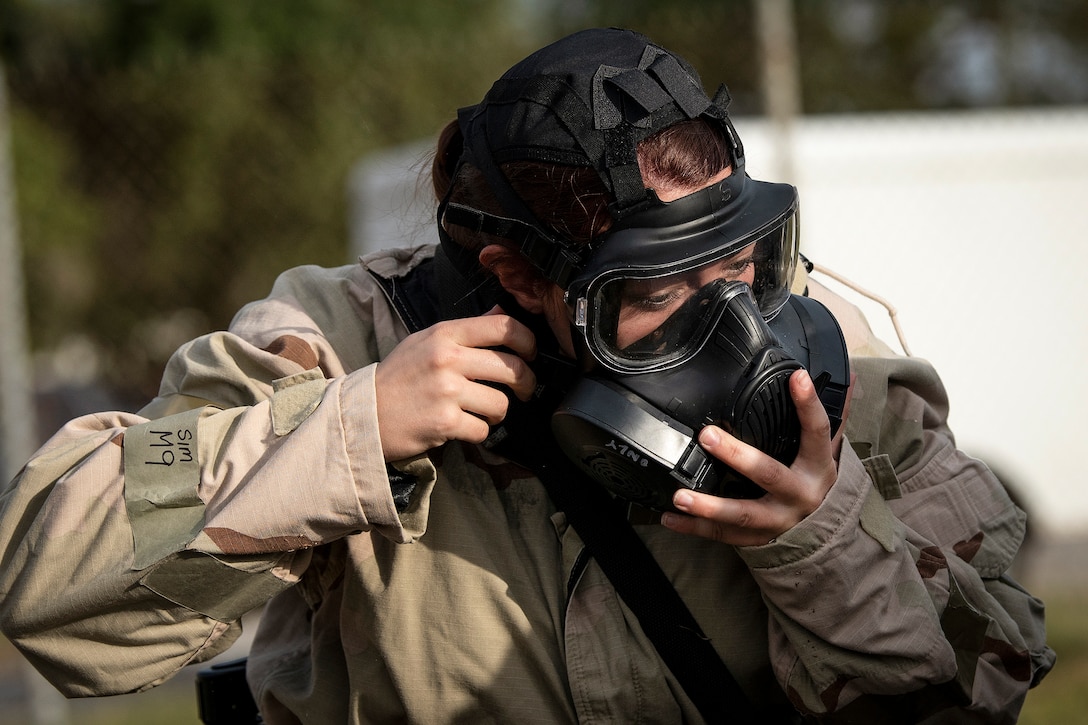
[374,307,538,461]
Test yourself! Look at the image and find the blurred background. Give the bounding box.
[1,1,1086,723]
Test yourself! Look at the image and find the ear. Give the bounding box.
[478,244,548,313]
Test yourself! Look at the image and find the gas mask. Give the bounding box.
[549,174,850,511]
[436,28,850,510]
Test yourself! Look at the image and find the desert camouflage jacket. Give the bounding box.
[0,244,1054,723]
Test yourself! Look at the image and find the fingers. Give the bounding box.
[469,306,539,362]
[789,369,836,481]
[660,369,841,546]
[697,425,789,496]
[662,491,786,547]
[694,370,832,495]
[435,309,538,401]
[662,426,803,546]
[460,377,515,427]
[374,309,540,461]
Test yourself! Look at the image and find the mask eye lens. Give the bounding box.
[583,214,797,374]
[621,279,736,357]
[592,275,747,368]
[569,180,800,374]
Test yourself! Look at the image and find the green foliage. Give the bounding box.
[3,0,534,397]
[565,0,1088,114]
[559,0,764,114]
[10,108,102,346]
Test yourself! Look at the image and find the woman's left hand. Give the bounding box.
[660,369,854,547]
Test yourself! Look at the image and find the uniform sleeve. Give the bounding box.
[736,354,1055,723]
[0,265,436,697]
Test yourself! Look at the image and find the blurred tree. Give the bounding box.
[795,0,1088,112]
[555,0,1088,113]
[1,0,534,399]
[549,0,765,114]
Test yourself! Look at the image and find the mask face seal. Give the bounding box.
[551,284,850,510]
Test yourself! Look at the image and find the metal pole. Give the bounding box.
[0,61,72,725]
[754,0,803,184]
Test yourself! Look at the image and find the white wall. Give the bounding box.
[743,107,1088,537]
[351,107,1088,537]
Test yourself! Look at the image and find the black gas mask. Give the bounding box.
[552,281,849,511]
[436,27,850,510]
[548,174,850,511]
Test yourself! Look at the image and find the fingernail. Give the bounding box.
[700,426,720,447]
[673,490,694,510]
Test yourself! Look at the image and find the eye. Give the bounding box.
[721,256,754,278]
[628,289,681,311]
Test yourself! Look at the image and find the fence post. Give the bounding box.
[754,0,802,184]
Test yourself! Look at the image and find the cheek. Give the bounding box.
[614,319,641,350]
[615,311,666,350]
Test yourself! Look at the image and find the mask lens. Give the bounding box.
[594,268,747,370]
[586,214,798,372]
[749,212,799,317]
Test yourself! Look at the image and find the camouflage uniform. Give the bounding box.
[0,245,1054,723]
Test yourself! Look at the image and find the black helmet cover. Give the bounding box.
[439,28,748,288]
[459,28,743,212]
